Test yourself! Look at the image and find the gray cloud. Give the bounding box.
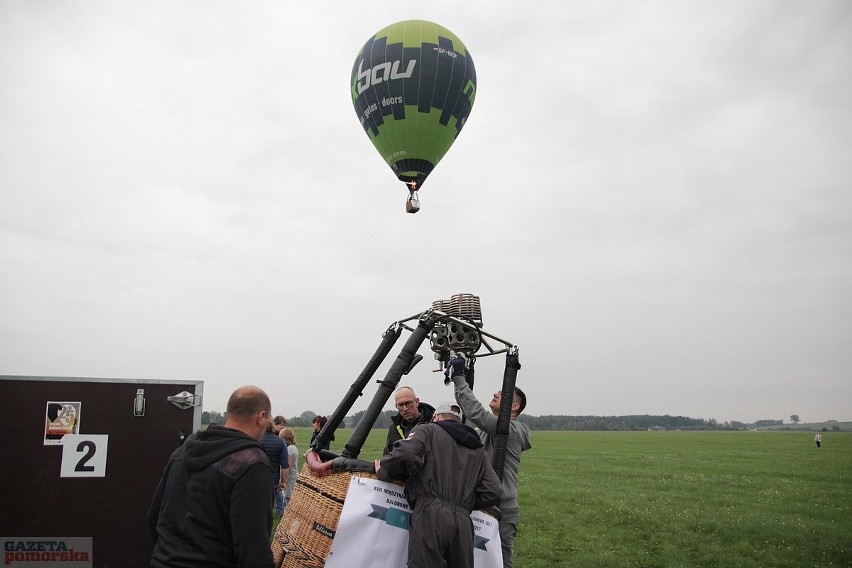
[2,1,850,423]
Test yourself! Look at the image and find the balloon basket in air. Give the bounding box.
[406,194,420,213]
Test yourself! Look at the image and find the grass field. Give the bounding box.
[282,428,852,567]
[517,431,851,568]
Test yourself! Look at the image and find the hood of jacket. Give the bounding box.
[434,421,483,449]
[182,424,265,472]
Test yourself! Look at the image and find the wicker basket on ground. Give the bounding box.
[272,464,378,568]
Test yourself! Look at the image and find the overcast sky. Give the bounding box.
[2,1,850,424]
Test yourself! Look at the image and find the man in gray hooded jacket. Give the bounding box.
[376,401,501,568]
[448,357,532,568]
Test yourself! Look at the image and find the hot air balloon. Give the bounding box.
[351,20,477,213]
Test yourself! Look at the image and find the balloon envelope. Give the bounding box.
[351,20,477,190]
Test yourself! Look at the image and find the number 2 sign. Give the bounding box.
[60,435,109,477]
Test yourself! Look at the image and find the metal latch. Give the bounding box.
[167,391,201,410]
[134,389,146,416]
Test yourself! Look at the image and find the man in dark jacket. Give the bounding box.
[147,386,276,568]
[261,421,288,512]
[375,401,501,568]
[383,386,435,455]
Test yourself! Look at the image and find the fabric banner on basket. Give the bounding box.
[325,475,502,568]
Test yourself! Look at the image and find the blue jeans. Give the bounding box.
[274,489,284,516]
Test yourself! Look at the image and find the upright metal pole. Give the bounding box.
[342,315,437,459]
[312,324,402,452]
[492,351,521,480]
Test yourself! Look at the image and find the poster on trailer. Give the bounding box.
[43,402,81,445]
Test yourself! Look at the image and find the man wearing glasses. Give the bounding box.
[383,386,435,455]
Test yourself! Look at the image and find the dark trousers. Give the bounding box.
[408,500,474,568]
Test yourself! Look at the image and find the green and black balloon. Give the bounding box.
[351,20,477,191]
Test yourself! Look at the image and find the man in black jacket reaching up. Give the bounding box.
[376,401,501,568]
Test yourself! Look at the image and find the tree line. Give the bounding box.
[202,410,784,431]
[516,415,783,431]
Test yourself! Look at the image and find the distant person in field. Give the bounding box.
[271,415,289,514]
[375,401,501,568]
[447,355,532,568]
[279,427,299,512]
[384,386,435,455]
[147,385,276,568]
[814,431,822,447]
[309,415,334,450]
[261,419,289,515]
[272,415,287,433]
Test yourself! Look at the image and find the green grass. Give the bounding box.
[514,431,852,568]
[281,428,851,567]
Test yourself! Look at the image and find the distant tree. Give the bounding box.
[514,414,714,431]
[339,410,410,429]
[340,410,387,429]
[347,410,366,428]
[207,410,225,425]
[374,410,394,429]
[281,411,317,428]
[790,414,800,424]
[287,416,311,427]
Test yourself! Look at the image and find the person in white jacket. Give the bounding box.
[279,428,299,512]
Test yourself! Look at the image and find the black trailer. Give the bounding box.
[0,375,203,568]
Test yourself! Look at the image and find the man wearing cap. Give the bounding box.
[383,386,435,455]
[375,401,501,568]
[447,356,532,568]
